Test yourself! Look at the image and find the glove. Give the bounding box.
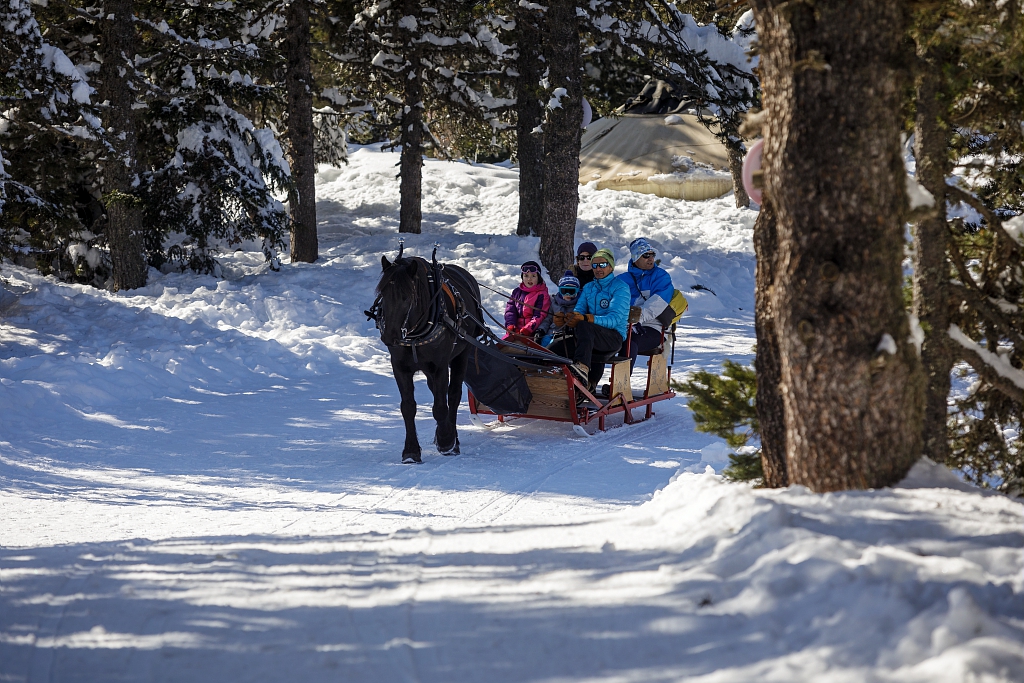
[553,312,566,327]
[566,312,585,328]
[506,324,516,333]
[628,306,642,324]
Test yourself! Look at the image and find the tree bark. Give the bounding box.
[538,0,582,281]
[100,0,147,291]
[751,0,925,491]
[911,57,953,464]
[285,0,318,262]
[728,142,750,209]
[398,32,423,235]
[515,5,545,238]
[753,197,787,487]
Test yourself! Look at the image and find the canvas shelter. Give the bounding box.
[579,80,735,201]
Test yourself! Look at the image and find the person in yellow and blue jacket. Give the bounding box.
[617,237,676,371]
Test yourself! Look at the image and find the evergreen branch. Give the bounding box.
[951,329,1024,404]
[949,280,1024,351]
[947,183,1024,251]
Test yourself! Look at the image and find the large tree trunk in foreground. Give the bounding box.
[752,0,924,491]
[538,0,582,280]
[100,0,147,291]
[285,0,318,262]
[912,59,953,464]
[754,197,787,487]
[398,42,424,234]
[515,6,545,237]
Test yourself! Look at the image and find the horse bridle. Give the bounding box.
[367,258,466,362]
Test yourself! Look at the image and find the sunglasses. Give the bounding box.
[639,251,656,259]
[558,287,578,297]
[591,261,611,269]
[521,265,540,274]
[576,254,592,261]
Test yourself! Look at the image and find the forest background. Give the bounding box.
[1,0,1022,496]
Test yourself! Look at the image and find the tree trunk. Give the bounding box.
[285,0,318,262]
[515,6,545,238]
[912,57,953,464]
[754,197,787,487]
[538,0,582,281]
[728,142,750,208]
[751,0,925,491]
[399,38,423,235]
[100,0,147,291]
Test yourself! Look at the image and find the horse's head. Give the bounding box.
[376,255,427,347]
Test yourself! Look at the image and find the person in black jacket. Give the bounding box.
[570,241,597,289]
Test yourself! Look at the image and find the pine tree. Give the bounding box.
[339,1,512,235]
[284,0,319,263]
[906,0,1024,494]
[19,0,292,279]
[538,0,584,279]
[749,0,925,491]
[0,0,104,282]
[675,360,763,484]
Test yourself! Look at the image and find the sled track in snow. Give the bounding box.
[461,413,683,525]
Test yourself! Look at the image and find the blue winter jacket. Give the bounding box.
[575,273,630,339]
[618,262,674,328]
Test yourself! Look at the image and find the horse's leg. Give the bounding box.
[425,364,456,454]
[392,356,421,463]
[446,347,470,455]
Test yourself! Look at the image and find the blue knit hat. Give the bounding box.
[557,270,580,289]
[629,237,656,263]
[576,241,597,257]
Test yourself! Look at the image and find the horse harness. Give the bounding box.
[367,258,468,363]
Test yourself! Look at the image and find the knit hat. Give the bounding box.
[591,248,615,269]
[629,237,656,263]
[557,270,580,289]
[576,241,597,257]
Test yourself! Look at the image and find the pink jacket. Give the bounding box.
[504,282,550,334]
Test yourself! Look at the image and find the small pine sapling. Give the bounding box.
[673,360,762,484]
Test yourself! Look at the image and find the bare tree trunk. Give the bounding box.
[399,37,423,235]
[912,57,953,463]
[100,0,146,291]
[754,197,787,487]
[515,6,545,238]
[285,0,318,262]
[751,0,924,491]
[728,142,750,208]
[538,0,582,281]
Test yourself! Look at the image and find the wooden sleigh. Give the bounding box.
[467,325,675,436]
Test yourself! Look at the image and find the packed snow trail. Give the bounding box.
[1,148,1022,682]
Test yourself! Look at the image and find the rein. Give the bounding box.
[368,252,575,369]
[367,257,465,363]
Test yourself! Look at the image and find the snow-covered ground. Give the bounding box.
[1,147,1022,682]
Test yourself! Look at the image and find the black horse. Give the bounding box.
[373,255,483,463]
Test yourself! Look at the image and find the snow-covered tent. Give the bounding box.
[579,80,734,201]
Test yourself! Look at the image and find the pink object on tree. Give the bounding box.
[742,138,764,205]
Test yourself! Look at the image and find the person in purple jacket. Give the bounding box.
[504,261,550,342]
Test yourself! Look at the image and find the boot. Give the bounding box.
[569,361,589,385]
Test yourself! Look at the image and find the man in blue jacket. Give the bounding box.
[618,237,675,370]
[553,247,630,390]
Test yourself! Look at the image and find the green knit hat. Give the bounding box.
[592,248,615,269]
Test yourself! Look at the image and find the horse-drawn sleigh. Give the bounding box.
[368,244,675,463]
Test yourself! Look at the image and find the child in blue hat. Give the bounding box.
[540,270,581,347]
